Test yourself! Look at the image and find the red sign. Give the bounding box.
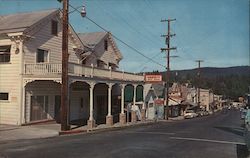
[154,99,164,105]
[145,74,162,83]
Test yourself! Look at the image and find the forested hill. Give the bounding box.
[174,66,250,79]
[159,66,250,100]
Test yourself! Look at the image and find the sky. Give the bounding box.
[0,0,249,72]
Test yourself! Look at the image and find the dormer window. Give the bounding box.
[0,45,11,63]
[97,59,106,68]
[51,20,58,36]
[81,59,86,65]
[104,40,108,51]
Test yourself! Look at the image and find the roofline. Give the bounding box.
[0,8,59,16]
[0,26,26,32]
[107,32,123,60]
[68,23,91,49]
[77,32,107,47]
[0,9,59,34]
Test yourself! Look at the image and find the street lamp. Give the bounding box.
[81,6,87,17]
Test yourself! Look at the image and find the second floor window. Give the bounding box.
[0,45,11,63]
[104,40,108,51]
[0,93,9,101]
[37,49,48,63]
[51,20,58,36]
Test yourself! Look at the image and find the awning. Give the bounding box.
[108,62,118,68]
[74,48,92,61]
[97,59,107,65]
[181,101,198,109]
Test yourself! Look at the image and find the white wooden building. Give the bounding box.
[0,9,145,127]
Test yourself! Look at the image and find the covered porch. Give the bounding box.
[22,63,145,130]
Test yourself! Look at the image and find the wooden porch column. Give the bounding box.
[119,84,126,125]
[106,83,113,126]
[131,84,137,123]
[88,82,95,129]
[141,85,146,121]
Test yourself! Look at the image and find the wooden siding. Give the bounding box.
[23,16,79,65]
[85,35,119,69]
[0,39,21,125]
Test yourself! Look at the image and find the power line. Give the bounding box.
[137,51,163,71]
[96,1,161,48]
[68,4,166,68]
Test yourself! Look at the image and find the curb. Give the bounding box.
[59,121,156,136]
[21,120,55,126]
[59,129,87,135]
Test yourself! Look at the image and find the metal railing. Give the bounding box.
[24,63,144,81]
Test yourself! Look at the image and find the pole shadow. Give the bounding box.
[237,144,249,158]
[214,126,245,137]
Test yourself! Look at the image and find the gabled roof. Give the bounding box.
[0,9,87,51]
[77,32,123,60]
[0,9,58,34]
[78,32,107,48]
[151,84,165,98]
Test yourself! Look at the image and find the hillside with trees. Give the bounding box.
[159,66,250,100]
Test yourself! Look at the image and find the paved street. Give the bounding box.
[0,109,247,158]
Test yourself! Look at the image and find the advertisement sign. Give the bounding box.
[154,99,164,105]
[144,74,162,83]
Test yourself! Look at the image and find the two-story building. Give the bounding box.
[199,88,213,111]
[0,9,145,128]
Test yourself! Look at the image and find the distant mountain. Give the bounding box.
[172,66,250,79]
[156,66,250,100]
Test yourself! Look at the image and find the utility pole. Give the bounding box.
[195,60,204,111]
[161,18,176,120]
[61,0,70,131]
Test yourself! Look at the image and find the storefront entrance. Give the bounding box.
[30,95,49,121]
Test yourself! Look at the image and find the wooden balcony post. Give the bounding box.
[109,66,112,79]
[91,63,94,78]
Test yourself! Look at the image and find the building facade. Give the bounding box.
[0,9,145,127]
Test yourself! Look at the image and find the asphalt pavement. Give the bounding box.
[0,109,247,158]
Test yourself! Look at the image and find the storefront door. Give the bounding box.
[30,96,48,121]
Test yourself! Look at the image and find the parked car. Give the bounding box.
[196,111,204,117]
[203,111,209,116]
[184,110,198,119]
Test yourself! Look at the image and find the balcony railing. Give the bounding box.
[24,63,144,82]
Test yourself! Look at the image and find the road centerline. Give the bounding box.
[169,136,246,145]
[121,131,176,135]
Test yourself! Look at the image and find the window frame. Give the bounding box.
[51,20,58,36]
[104,40,108,51]
[0,45,11,63]
[0,92,9,101]
[36,48,49,63]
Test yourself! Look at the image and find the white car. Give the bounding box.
[184,110,198,119]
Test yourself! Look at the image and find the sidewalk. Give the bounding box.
[0,120,156,143]
[0,124,59,143]
[169,116,185,121]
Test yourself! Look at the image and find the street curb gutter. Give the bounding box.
[59,129,87,135]
[59,121,157,136]
[21,120,55,126]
